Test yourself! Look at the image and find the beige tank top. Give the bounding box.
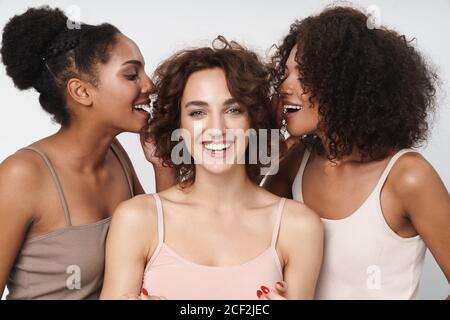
[292,148,427,299]
[6,144,134,300]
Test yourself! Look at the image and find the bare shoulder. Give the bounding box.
[0,150,49,223]
[111,194,158,230]
[277,199,324,265]
[0,150,49,202]
[281,199,324,235]
[108,194,160,255]
[389,152,445,196]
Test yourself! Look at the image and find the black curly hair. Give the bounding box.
[1,6,120,125]
[271,6,438,161]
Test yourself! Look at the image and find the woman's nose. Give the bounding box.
[141,74,156,95]
[279,78,294,96]
[208,112,226,133]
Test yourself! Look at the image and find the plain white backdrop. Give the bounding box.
[1,0,449,299]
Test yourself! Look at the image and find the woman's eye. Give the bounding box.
[227,107,242,114]
[126,74,138,81]
[189,110,205,117]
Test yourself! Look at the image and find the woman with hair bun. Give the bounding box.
[0,6,164,299]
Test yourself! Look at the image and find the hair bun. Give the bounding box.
[1,6,68,89]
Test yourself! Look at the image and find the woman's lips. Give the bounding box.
[201,141,234,159]
[283,104,303,122]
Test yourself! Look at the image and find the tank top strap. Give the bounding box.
[374,148,418,191]
[20,146,72,227]
[292,148,312,202]
[271,197,287,248]
[151,193,165,244]
[110,143,134,197]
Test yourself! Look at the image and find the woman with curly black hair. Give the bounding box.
[100,38,323,300]
[0,6,164,299]
[262,6,450,299]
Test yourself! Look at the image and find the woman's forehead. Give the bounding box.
[109,34,145,66]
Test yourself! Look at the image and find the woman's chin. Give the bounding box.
[197,162,235,176]
[287,124,310,138]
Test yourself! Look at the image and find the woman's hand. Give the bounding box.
[256,281,288,300]
[140,133,164,167]
[140,132,177,192]
[119,288,167,300]
[139,288,167,300]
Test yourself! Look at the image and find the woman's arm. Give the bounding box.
[278,200,324,299]
[140,135,177,192]
[392,154,450,289]
[260,142,304,199]
[0,153,40,297]
[100,195,157,299]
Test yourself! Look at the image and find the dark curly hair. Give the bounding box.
[146,36,276,187]
[270,6,438,161]
[1,6,120,126]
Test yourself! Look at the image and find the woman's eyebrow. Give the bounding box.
[185,98,238,108]
[185,100,208,108]
[223,98,238,106]
[121,59,142,66]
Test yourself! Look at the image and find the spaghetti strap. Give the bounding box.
[151,193,165,244]
[375,149,417,191]
[271,197,287,248]
[110,143,134,197]
[20,146,72,227]
[292,148,312,202]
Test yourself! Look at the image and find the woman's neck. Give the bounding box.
[187,164,255,213]
[47,121,120,172]
[313,133,365,165]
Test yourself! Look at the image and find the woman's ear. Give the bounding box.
[66,78,93,107]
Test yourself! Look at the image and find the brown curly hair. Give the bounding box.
[270,6,438,161]
[145,36,276,187]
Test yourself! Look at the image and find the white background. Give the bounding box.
[1,0,449,299]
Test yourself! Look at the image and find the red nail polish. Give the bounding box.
[256,290,263,298]
[141,288,149,296]
[261,286,270,294]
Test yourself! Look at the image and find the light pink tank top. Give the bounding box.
[292,148,426,299]
[142,194,285,300]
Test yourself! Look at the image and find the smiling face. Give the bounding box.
[89,33,155,133]
[180,67,250,176]
[279,46,320,137]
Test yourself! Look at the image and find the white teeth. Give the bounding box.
[204,143,231,151]
[283,104,303,113]
[132,104,151,113]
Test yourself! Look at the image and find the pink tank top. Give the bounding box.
[142,194,285,300]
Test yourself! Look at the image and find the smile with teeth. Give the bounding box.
[283,104,303,113]
[132,104,151,113]
[203,142,232,151]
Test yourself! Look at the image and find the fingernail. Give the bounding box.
[141,288,149,296]
[256,290,263,298]
[261,286,270,294]
[276,281,284,287]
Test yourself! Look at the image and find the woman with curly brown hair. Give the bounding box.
[100,38,323,300]
[262,6,450,299]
